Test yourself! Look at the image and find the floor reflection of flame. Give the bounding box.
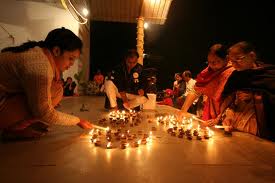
[106,150,112,163]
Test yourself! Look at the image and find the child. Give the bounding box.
[157,89,174,107]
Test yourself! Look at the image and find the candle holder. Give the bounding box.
[171,131,176,136]
[193,130,199,136]
[141,138,147,145]
[185,129,191,134]
[197,134,202,140]
[167,128,173,133]
[114,131,120,136]
[143,134,149,138]
[92,134,98,139]
[97,130,102,136]
[187,135,193,140]
[94,139,101,146]
[106,136,112,142]
[224,130,232,136]
[204,133,210,139]
[121,134,126,140]
[178,133,184,138]
[120,142,129,149]
[178,128,184,133]
[106,142,112,149]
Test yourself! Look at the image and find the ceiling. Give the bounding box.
[16,0,173,24]
[90,0,173,24]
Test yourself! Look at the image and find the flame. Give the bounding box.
[107,142,112,148]
[149,131,152,136]
[137,139,141,144]
[126,143,129,147]
[209,130,214,137]
[106,127,110,132]
[89,129,94,135]
[187,123,193,130]
[93,139,97,143]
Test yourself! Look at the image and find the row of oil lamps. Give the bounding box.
[89,127,153,149]
[156,115,214,140]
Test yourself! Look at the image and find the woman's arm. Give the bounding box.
[20,61,80,125]
[181,92,200,112]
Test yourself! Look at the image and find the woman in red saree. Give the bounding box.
[179,44,235,122]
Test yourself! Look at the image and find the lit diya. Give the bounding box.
[106,142,112,149]
[132,139,141,147]
[196,134,202,140]
[93,139,101,146]
[120,142,129,149]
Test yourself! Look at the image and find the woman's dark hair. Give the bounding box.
[183,70,192,78]
[229,41,256,54]
[174,73,182,78]
[1,27,82,53]
[209,43,227,59]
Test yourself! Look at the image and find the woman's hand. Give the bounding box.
[123,102,131,110]
[202,118,219,127]
[77,119,93,129]
[177,111,192,121]
[236,91,252,101]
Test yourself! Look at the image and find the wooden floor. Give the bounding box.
[0,96,275,183]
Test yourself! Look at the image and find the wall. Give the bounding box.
[0,0,80,82]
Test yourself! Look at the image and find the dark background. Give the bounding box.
[90,0,275,90]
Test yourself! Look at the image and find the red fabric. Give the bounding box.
[158,98,173,106]
[93,74,104,85]
[195,65,235,120]
[165,89,173,96]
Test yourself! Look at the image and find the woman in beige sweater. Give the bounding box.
[0,27,93,140]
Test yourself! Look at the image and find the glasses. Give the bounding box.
[228,55,246,64]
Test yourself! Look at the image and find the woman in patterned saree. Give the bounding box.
[0,27,93,140]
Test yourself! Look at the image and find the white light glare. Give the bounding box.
[144,22,149,29]
[82,8,89,16]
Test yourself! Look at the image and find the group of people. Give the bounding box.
[62,76,77,96]
[178,42,275,141]
[0,27,274,141]
[160,70,198,111]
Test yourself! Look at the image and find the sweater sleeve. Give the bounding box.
[19,59,80,126]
